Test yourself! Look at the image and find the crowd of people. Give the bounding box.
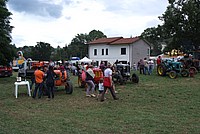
[136,56,161,75]
[30,60,119,102]
[29,56,162,101]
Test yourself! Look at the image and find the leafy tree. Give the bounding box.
[141,0,200,54]
[67,30,107,58]
[0,0,14,65]
[32,42,53,61]
[88,30,107,42]
[159,0,200,53]
[140,26,163,55]
[50,45,67,61]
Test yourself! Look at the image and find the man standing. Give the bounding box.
[100,64,118,102]
[32,66,44,99]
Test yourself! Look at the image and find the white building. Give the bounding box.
[88,37,151,66]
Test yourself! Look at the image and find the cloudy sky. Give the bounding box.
[7,0,169,48]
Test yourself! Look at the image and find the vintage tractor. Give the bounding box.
[112,63,139,85]
[78,67,103,88]
[54,69,73,94]
[18,60,73,94]
[157,59,190,79]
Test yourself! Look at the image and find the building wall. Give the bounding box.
[130,40,150,66]
[88,40,150,66]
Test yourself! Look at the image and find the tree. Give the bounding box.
[88,30,107,42]
[159,0,200,53]
[140,26,163,55]
[67,30,107,58]
[32,42,54,61]
[0,0,14,65]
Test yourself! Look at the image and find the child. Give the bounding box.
[97,78,104,100]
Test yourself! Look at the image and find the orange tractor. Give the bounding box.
[18,60,73,94]
[54,69,73,94]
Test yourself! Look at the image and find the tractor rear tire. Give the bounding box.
[132,73,139,83]
[169,71,177,79]
[157,64,167,76]
[189,67,198,75]
[65,81,73,94]
[113,74,124,85]
[181,69,189,77]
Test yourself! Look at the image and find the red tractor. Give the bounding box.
[78,68,103,88]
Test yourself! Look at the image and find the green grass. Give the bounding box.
[0,71,200,134]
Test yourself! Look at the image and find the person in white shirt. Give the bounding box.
[100,64,118,102]
[148,59,154,75]
[97,78,104,100]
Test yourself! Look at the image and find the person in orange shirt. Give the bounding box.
[32,66,44,99]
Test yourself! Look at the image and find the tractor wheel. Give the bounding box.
[189,67,198,75]
[118,75,124,85]
[112,74,119,84]
[65,81,73,94]
[131,73,139,83]
[181,69,189,77]
[168,71,177,79]
[157,64,166,76]
[113,74,124,85]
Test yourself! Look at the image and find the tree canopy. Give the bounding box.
[0,0,14,65]
[15,30,107,61]
[141,0,200,55]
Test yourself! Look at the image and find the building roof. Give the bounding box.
[110,37,140,45]
[88,37,123,44]
[88,37,140,45]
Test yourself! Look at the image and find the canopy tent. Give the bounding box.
[79,57,92,63]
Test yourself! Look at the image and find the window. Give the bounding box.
[102,49,104,55]
[121,48,126,55]
[106,48,108,55]
[147,48,150,56]
[94,49,97,56]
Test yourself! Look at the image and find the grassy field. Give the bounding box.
[0,71,199,134]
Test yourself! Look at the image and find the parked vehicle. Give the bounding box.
[18,60,73,94]
[112,63,139,85]
[157,59,194,79]
[78,67,104,88]
[0,65,12,77]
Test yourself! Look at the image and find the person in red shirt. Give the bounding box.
[157,56,162,65]
[32,66,44,99]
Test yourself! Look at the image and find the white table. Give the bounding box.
[14,81,31,98]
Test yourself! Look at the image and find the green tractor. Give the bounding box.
[157,59,190,79]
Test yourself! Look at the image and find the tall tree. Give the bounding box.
[159,0,200,52]
[0,0,14,65]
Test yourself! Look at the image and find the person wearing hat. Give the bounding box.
[100,63,118,102]
[85,65,96,97]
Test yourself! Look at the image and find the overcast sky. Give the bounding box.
[7,0,169,48]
